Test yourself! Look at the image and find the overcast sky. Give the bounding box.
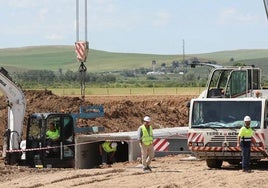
[1,0,268,54]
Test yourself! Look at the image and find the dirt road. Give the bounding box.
[1,154,268,188]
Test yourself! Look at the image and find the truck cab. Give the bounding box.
[200,66,261,98]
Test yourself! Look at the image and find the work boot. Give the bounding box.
[143,167,149,172]
[147,166,152,171]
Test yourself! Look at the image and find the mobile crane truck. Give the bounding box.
[187,64,268,168]
[1,67,104,168]
[187,1,268,168]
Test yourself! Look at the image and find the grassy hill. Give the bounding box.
[1,45,268,75]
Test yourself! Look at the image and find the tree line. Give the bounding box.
[11,66,208,89]
[11,58,235,89]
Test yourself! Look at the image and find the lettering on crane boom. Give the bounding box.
[206,132,238,136]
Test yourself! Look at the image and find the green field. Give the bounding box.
[0,46,180,72]
[1,46,268,75]
[2,46,268,92]
[50,87,204,96]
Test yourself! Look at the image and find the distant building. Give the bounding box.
[146,71,165,75]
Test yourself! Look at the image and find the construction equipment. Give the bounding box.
[0,67,104,167]
[1,67,26,165]
[187,3,268,165]
[25,105,104,168]
[197,64,261,98]
[187,64,268,168]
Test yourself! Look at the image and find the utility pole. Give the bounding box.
[152,60,156,72]
[182,39,185,63]
[75,0,89,100]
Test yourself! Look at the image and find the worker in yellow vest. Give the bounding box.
[46,122,60,141]
[46,122,60,154]
[137,116,154,172]
[237,116,254,173]
[99,141,117,165]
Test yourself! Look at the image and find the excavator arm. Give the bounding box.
[0,67,26,164]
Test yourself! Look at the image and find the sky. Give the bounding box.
[1,0,268,55]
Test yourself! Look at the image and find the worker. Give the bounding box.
[237,116,254,173]
[46,122,60,148]
[99,141,117,166]
[137,116,154,172]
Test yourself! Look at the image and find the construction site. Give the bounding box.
[2,92,268,188]
[2,1,268,187]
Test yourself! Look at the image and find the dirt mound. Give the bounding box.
[0,90,195,149]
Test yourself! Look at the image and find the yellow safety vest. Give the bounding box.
[102,142,117,153]
[141,124,153,145]
[238,126,254,142]
[46,129,59,140]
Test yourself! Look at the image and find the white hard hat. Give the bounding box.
[244,116,251,122]
[143,116,151,122]
[111,142,117,148]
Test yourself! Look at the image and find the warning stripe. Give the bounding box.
[153,138,170,151]
[252,132,265,146]
[75,43,83,58]
[187,132,204,143]
[75,41,88,62]
[189,146,265,152]
[75,43,84,61]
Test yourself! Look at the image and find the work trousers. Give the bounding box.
[140,143,154,168]
[101,150,115,165]
[240,141,251,170]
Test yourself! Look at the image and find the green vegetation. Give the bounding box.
[2,46,268,72]
[0,46,181,72]
[1,46,268,90]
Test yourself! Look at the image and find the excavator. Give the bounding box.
[1,67,26,165]
[1,67,104,167]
